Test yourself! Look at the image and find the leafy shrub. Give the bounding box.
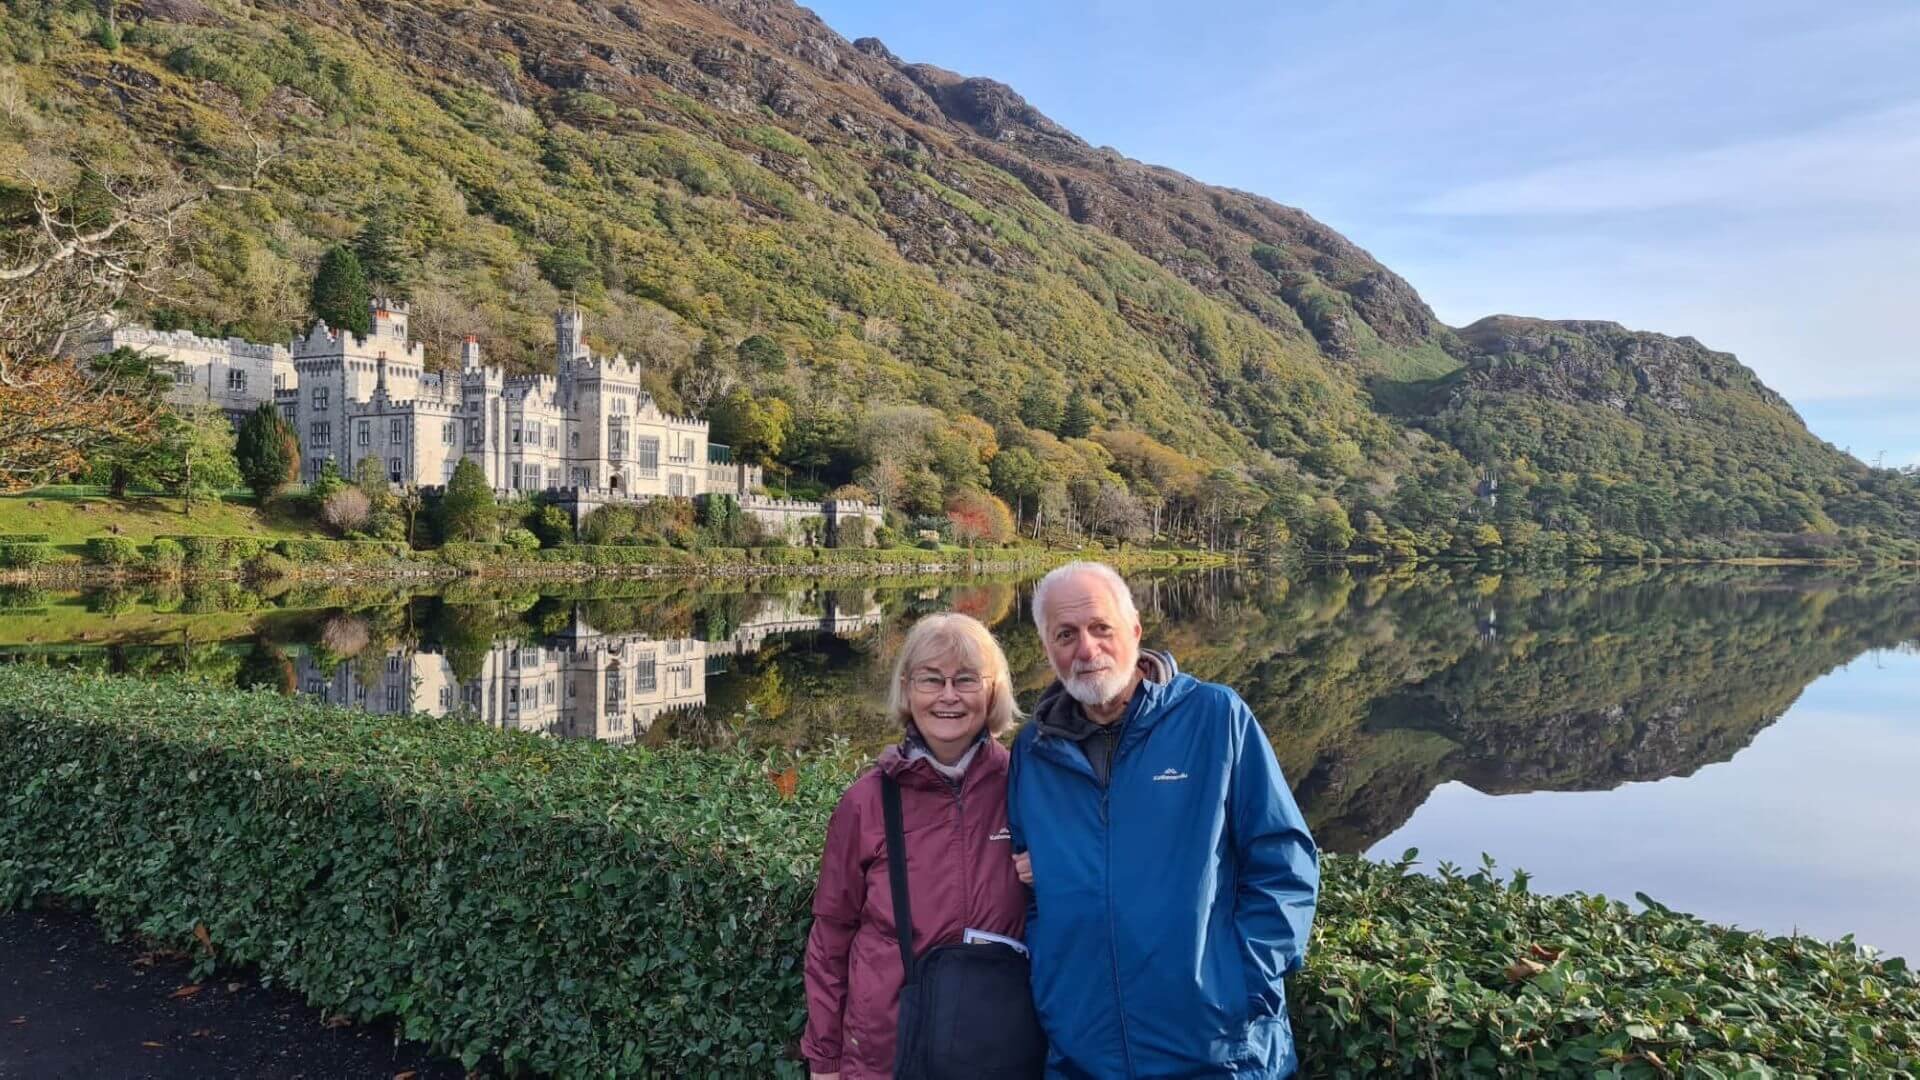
[528,504,574,548]
[0,533,51,542]
[146,539,185,571]
[321,487,373,536]
[0,542,54,567]
[244,552,296,579]
[501,527,540,553]
[85,537,143,567]
[3,670,1916,1078]
[0,669,851,1077]
[171,535,233,570]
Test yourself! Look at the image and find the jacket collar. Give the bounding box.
[1032,649,1180,743]
[878,731,1008,792]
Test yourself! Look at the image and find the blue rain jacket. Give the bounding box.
[1009,653,1319,1078]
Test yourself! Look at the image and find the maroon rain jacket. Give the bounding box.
[802,739,1026,1079]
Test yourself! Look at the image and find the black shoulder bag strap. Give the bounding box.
[880,773,915,977]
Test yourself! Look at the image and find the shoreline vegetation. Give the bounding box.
[2,668,1914,1077]
[4,492,1913,589]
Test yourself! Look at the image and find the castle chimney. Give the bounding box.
[375,351,389,401]
[461,335,482,371]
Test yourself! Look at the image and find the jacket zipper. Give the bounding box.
[1101,781,1138,1077]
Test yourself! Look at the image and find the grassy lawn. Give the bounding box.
[0,488,323,554]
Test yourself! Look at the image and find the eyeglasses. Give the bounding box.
[908,672,986,694]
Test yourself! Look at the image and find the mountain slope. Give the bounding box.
[4,0,1914,555]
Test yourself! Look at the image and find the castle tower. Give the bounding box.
[461,335,483,372]
[370,297,411,344]
[555,303,586,370]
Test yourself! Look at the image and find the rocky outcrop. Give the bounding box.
[1453,316,1798,418]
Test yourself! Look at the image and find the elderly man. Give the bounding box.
[1008,561,1319,1079]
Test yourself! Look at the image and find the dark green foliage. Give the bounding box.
[310,245,371,336]
[7,667,1913,1076]
[0,668,850,1077]
[437,459,494,542]
[235,404,299,501]
[1297,851,1920,1076]
[528,504,574,548]
[736,333,787,372]
[352,199,419,292]
[1059,389,1094,438]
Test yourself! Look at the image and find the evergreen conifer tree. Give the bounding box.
[439,458,496,542]
[311,245,371,336]
[235,403,299,501]
[1060,389,1095,438]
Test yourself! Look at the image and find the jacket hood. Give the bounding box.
[1033,648,1182,741]
[876,731,1008,791]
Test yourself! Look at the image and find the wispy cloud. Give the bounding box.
[1418,103,1920,216]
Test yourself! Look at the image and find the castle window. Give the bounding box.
[635,656,657,693]
[274,374,286,390]
[669,474,684,497]
[569,431,579,450]
[609,420,628,459]
[385,685,403,712]
[442,421,457,446]
[313,387,329,410]
[467,420,483,446]
[570,467,587,487]
[527,421,540,444]
[637,436,659,474]
[612,396,627,415]
[388,458,402,484]
[390,419,405,443]
[357,421,370,447]
[547,428,557,449]
[510,462,522,490]
[172,365,192,385]
[310,422,331,449]
[512,424,522,446]
[526,465,542,489]
[227,369,247,392]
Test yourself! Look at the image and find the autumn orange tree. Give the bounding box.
[0,99,277,493]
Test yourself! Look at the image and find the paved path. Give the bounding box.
[0,909,465,1079]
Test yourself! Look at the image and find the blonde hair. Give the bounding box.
[887,612,1022,737]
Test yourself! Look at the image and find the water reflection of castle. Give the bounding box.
[293,595,884,745]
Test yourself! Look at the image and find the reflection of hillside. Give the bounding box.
[1198,564,1920,849]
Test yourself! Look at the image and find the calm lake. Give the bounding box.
[3,564,1915,959]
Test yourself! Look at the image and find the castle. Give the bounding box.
[95,298,755,498]
[280,298,737,497]
[89,299,887,543]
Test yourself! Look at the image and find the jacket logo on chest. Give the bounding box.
[988,827,1012,841]
[1152,768,1190,782]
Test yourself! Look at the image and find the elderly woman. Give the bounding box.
[802,612,1034,1080]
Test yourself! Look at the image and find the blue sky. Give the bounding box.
[803,1,1920,465]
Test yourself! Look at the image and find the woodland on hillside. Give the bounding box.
[3,0,1917,560]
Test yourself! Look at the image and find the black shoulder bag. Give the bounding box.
[881,774,1047,1080]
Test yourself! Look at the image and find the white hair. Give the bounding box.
[1031,561,1140,635]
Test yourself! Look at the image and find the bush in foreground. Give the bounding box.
[3,669,1913,1077]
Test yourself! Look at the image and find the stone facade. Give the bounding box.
[282,299,739,497]
[88,322,295,425]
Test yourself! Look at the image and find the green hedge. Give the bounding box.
[4,670,1914,1077]
[0,532,51,542]
[0,668,847,1077]
[84,536,143,567]
[0,542,55,567]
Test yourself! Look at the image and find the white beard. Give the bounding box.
[1062,653,1137,708]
